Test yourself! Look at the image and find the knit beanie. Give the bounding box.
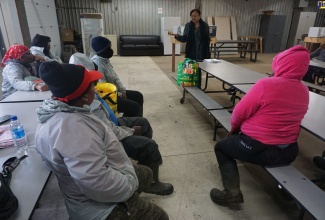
[31,34,51,48]
[39,61,102,103]
[91,36,111,54]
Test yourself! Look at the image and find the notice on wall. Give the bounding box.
[80,13,104,56]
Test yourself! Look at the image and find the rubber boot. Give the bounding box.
[137,105,143,117]
[210,162,244,204]
[144,162,174,195]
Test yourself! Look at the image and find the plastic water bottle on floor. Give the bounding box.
[9,115,28,154]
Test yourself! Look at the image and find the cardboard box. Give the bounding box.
[308,27,325,38]
[61,28,74,42]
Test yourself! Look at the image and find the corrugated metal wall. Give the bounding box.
[304,0,325,27]
[55,0,322,50]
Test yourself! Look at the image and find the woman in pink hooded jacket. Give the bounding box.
[210,45,310,205]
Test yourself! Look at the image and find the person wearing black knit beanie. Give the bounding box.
[30,34,63,63]
[90,36,144,117]
[36,61,169,220]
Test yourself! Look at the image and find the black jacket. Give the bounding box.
[176,19,211,61]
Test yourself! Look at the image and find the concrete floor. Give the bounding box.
[3,53,324,220]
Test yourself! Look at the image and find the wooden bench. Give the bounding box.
[215,49,259,62]
[239,36,263,53]
[209,111,325,219]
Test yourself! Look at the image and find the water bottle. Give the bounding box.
[9,116,28,153]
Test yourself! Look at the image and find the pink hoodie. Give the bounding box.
[231,45,309,144]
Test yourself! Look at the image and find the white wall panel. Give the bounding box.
[0,0,24,48]
[25,0,61,56]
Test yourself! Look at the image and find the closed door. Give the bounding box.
[270,16,286,52]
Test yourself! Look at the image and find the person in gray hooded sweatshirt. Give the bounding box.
[35,61,169,220]
[90,36,144,117]
[69,52,173,196]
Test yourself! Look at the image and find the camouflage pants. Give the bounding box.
[106,164,169,220]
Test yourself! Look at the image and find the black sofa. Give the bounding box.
[119,35,163,56]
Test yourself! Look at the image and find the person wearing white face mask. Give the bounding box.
[69,52,173,196]
[1,44,48,99]
[90,36,144,117]
[36,61,169,220]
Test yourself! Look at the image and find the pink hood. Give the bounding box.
[272,45,309,80]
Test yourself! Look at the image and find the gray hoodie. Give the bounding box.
[1,61,37,98]
[35,99,138,220]
[90,53,126,94]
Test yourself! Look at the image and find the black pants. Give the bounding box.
[118,116,160,165]
[214,132,299,167]
[117,90,143,117]
[121,136,161,165]
[117,117,153,138]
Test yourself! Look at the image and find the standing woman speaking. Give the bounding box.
[175,9,211,61]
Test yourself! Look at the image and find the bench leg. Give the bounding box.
[201,71,209,91]
[180,88,186,104]
[213,119,218,141]
[239,50,244,58]
[243,51,247,59]
[250,52,257,62]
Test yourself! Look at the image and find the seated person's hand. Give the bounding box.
[35,83,49,91]
[34,55,45,62]
[132,126,142,135]
[227,127,240,137]
[121,92,127,99]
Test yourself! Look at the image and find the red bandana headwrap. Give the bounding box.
[1,45,30,67]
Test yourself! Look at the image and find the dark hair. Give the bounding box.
[190,9,201,16]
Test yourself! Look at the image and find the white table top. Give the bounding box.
[233,84,254,94]
[301,92,325,141]
[0,148,51,220]
[0,102,41,147]
[0,91,52,103]
[309,60,325,69]
[199,60,266,85]
[0,102,51,220]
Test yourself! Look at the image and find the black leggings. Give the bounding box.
[117,90,143,117]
